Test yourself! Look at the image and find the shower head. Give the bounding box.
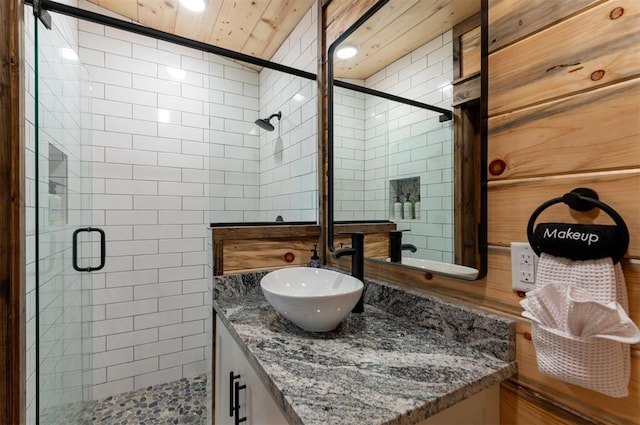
[255,111,282,132]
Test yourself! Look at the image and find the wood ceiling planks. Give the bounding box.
[85,0,315,62]
[174,1,224,45]
[137,0,179,34]
[209,0,270,51]
[83,0,479,79]
[334,0,481,80]
[244,0,309,58]
[92,0,139,21]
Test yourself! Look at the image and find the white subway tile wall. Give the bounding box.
[257,4,318,222]
[77,10,220,396]
[208,51,261,223]
[81,0,319,399]
[333,83,366,221]
[334,30,455,263]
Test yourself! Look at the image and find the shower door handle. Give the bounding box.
[72,227,106,272]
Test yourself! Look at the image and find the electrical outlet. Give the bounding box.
[511,242,539,292]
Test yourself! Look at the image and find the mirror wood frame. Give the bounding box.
[322,0,488,281]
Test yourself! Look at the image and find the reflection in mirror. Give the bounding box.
[327,0,485,280]
[333,91,455,260]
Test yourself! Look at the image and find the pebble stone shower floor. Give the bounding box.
[40,375,208,424]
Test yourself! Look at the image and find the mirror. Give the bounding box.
[327,0,486,280]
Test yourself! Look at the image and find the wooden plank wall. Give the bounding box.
[212,225,322,275]
[488,1,640,422]
[0,0,25,423]
[322,0,639,424]
[212,223,395,275]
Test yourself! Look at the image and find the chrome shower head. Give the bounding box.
[255,111,281,132]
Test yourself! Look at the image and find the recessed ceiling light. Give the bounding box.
[179,0,207,12]
[336,45,358,59]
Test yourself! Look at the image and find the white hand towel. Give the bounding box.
[520,283,565,328]
[535,253,627,307]
[521,252,637,397]
[521,283,640,343]
[565,286,640,343]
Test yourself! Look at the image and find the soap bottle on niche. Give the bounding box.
[414,195,421,220]
[403,194,414,220]
[393,195,403,220]
[307,244,322,268]
[48,181,63,226]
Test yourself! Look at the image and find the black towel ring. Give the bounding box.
[527,188,629,263]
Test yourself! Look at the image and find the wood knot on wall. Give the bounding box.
[610,7,624,20]
[489,159,507,176]
[590,70,606,81]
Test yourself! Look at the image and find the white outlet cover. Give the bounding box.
[510,242,539,292]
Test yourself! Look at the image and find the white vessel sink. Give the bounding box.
[388,257,479,280]
[260,267,363,332]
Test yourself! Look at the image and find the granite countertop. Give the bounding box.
[213,271,517,425]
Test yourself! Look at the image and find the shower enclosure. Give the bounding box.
[24,0,318,425]
[27,1,317,423]
[32,9,97,424]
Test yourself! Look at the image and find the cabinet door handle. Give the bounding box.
[234,381,247,424]
[229,371,240,417]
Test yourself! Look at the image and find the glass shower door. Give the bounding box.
[35,13,98,425]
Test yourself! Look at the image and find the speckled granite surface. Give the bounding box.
[214,271,517,425]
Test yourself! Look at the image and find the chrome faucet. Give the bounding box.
[332,232,364,313]
[389,230,416,263]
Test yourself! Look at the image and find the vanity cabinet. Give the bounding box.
[216,309,499,425]
[215,316,288,425]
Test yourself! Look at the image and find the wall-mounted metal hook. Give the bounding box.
[526,187,629,263]
[561,187,599,212]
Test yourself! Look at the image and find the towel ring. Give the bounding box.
[527,188,629,263]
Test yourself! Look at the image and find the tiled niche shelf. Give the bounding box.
[48,143,68,226]
[389,177,420,220]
